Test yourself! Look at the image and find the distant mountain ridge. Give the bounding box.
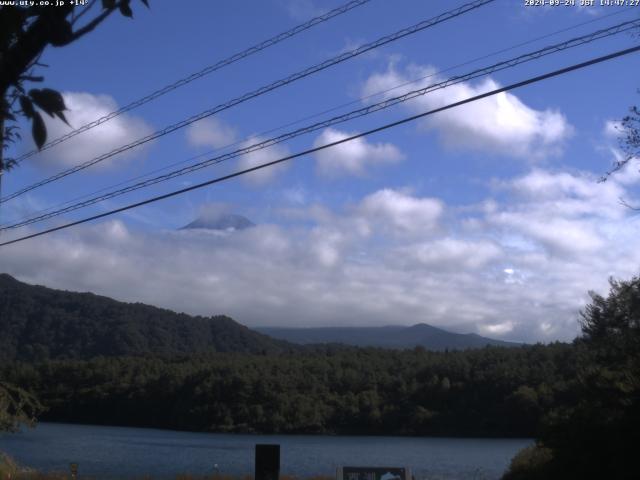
[0,273,519,364]
[0,273,291,362]
[256,324,520,350]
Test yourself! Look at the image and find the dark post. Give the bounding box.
[255,444,280,480]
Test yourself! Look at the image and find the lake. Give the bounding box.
[0,423,531,480]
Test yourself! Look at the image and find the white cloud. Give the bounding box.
[3,168,640,344]
[490,212,604,256]
[186,117,237,149]
[362,63,573,159]
[281,186,307,205]
[486,167,640,257]
[355,188,443,235]
[504,168,630,218]
[313,128,404,177]
[396,238,502,270]
[480,321,515,336]
[237,138,290,186]
[309,227,347,268]
[31,92,154,170]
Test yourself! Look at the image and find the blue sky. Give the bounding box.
[2,0,640,342]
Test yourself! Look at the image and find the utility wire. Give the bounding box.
[1,43,638,248]
[0,0,495,205]
[4,6,632,229]
[2,18,638,231]
[13,0,373,164]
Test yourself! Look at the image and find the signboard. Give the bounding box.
[337,466,411,480]
[255,444,280,480]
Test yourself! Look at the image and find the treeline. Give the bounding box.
[0,343,579,438]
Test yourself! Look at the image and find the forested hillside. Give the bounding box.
[1,343,577,438]
[0,274,292,361]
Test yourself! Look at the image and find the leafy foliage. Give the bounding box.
[502,445,553,480]
[603,97,639,180]
[0,381,43,432]
[619,104,639,169]
[0,0,149,166]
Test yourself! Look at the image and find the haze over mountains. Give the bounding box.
[0,274,519,362]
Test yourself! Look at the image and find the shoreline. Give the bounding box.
[6,420,535,442]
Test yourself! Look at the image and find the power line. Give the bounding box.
[2,43,638,248]
[0,149,224,229]
[5,6,632,229]
[0,0,495,205]
[2,17,638,231]
[13,0,373,164]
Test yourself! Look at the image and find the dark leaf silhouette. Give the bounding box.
[19,96,35,118]
[120,1,133,17]
[32,111,47,149]
[48,19,73,46]
[29,88,67,117]
[54,110,71,127]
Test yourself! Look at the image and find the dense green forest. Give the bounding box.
[1,343,577,437]
[0,274,293,361]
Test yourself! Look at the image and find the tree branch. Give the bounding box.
[65,2,124,44]
[70,0,98,26]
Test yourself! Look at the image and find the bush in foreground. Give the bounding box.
[501,445,553,480]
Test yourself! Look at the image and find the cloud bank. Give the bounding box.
[2,165,640,343]
[313,128,404,177]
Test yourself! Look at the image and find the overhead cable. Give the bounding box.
[0,0,495,204]
[1,43,638,247]
[5,5,631,228]
[3,18,638,231]
[13,0,374,163]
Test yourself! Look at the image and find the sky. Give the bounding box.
[1,0,640,342]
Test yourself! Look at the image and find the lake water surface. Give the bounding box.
[0,423,531,480]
